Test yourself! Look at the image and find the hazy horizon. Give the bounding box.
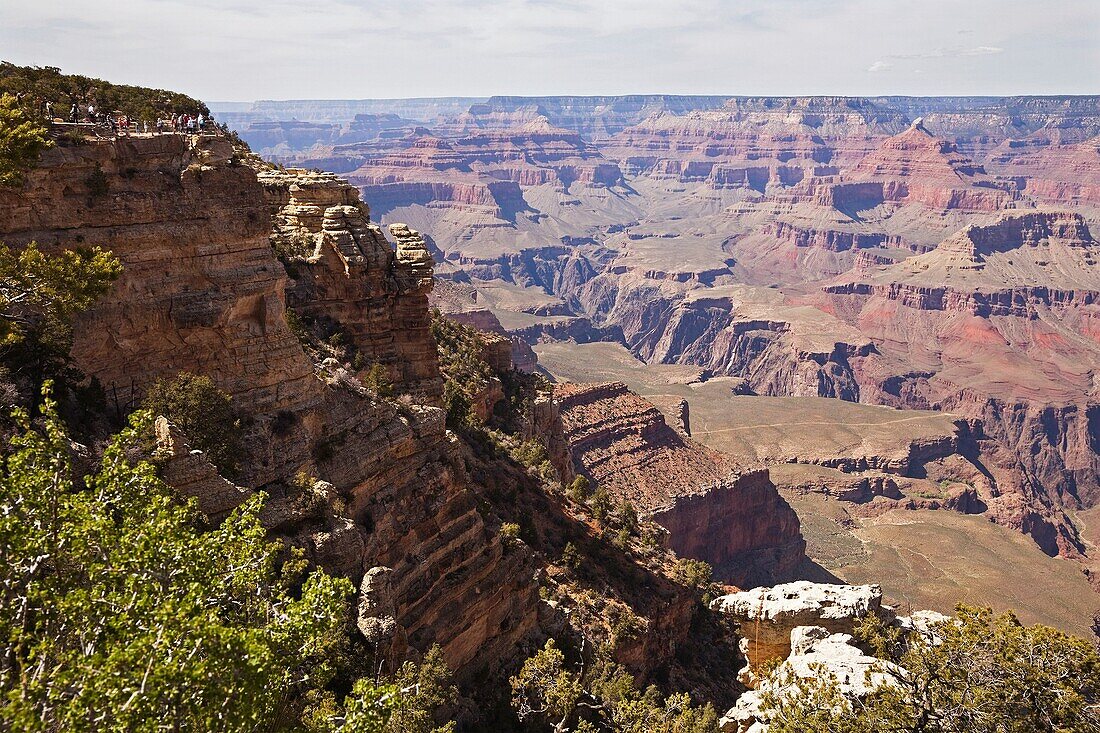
[2,0,1097,102]
[207,92,1100,106]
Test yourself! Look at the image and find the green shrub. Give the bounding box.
[0,387,352,732]
[143,372,242,476]
[511,639,718,732]
[561,542,582,571]
[567,475,590,502]
[675,558,717,603]
[0,241,121,353]
[84,163,108,197]
[499,522,521,548]
[617,500,639,534]
[758,606,1100,732]
[430,310,494,427]
[285,308,309,343]
[589,486,612,523]
[360,362,394,398]
[0,93,52,188]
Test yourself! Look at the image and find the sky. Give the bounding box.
[1,0,1097,102]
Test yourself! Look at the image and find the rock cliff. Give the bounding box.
[0,134,538,677]
[556,382,805,586]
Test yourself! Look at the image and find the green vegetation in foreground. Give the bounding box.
[0,93,52,187]
[0,240,122,402]
[757,605,1100,732]
[0,385,457,732]
[0,61,209,120]
[0,241,121,350]
[511,639,719,733]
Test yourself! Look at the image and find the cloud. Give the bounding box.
[888,45,1005,60]
[0,0,1095,99]
[959,45,1004,56]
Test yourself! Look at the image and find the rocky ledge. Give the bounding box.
[556,382,805,586]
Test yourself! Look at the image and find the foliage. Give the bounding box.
[757,605,1100,733]
[385,645,458,733]
[511,639,586,731]
[360,362,394,398]
[0,61,209,120]
[0,93,52,187]
[0,241,121,352]
[430,310,494,428]
[568,475,590,502]
[500,522,522,547]
[0,386,354,732]
[561,542,582,571]
[143,371,243,476]
[673,559,717,604]
[85,163,108,197]
[511,639,719,732]
[616,501,638,534]
[589,486,612,523]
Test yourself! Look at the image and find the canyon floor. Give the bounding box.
[535,340,1095,637]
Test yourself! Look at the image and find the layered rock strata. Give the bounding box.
[0,136,537,677]
[259,169,443,399]
[556,382,805,586]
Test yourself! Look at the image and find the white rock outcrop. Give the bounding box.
[721,625,900,733]
[711,581,884,685]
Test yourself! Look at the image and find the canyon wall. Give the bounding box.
[555,382,806,586]
[0,134,539,676]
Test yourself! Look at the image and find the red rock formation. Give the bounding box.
[819,211,1100,556]
[261,170,443,398]
[0,135,538,676]
[556,382,805,585]
[848,121,1018,211]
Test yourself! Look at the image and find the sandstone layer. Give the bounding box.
[556,382,805,586]
[0,135,538,677]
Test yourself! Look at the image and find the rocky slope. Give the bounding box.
[3,123,841,727]
[555,382,806,586]
[247,94,1097,572]
[0,134,539,676]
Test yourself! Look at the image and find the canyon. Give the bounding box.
[218,93,1100,617]
[0,123,813,722]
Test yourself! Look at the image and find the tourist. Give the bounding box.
[69,103,78,123]
[197,113,205,132]
[44,100,53,119]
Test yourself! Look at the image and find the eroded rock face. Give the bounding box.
[251,94,1100,571]
[556,382,805,586]
[712,581,883,685]
[714,581,950,733]
[0,137,537,678]
[153,416,251,522]
[260,169,443,399]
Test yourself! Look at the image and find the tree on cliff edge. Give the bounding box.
[757,606,1100,733]
[0,93,51,187]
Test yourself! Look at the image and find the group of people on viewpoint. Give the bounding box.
[44,99,220,137]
